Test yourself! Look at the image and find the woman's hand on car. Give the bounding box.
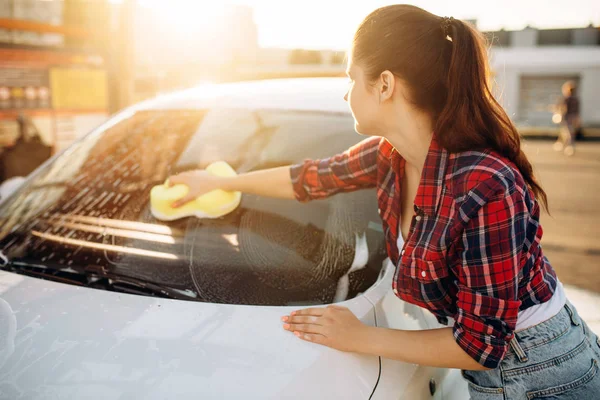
[167,170,222,208]
[281,305,370,353]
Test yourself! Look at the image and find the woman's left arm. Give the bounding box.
[283,176,528,371]
[282,305,488,370]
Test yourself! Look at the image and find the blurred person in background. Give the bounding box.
[0,118,19,184]
[168,5,600,398]
[553,80,580,156]
[1,113,51,182]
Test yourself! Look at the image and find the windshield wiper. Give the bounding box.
[0,257,199,301]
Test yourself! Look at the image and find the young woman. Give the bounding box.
[168,5,600,398]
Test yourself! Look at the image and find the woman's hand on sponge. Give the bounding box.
[167,170,222,208]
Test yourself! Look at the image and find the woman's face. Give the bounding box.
[344,57,382,136]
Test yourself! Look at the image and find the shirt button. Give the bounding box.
[378,209,381,215]
[415,215,422,221]
[401,249,405,256]
[421,271,427,278]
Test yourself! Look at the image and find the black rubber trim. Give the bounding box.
[368,307,382,400]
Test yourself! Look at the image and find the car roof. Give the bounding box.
[138,77,351,114]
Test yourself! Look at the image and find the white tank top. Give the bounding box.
[515,278,566,331]
[396,235,566,331]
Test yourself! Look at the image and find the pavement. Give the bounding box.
[522,139,600,333]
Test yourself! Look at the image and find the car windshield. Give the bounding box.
[0,108,386,306]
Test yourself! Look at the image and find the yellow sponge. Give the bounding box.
[150,161,241,221]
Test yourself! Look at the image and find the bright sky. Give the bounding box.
[135,0,600,50]
[232,0,600,49]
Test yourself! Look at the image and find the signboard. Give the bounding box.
[0,47,109,151]
[50,67,107,111]
[0,67,51,110]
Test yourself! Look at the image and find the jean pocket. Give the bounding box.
[461,370,504,399]
[526,359,599,399]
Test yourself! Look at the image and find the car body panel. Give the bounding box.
[0,270,379,399]
[137,78,351,114]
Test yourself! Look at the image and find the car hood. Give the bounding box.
[0,270,380,400]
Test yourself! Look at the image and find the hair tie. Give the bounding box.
[441,16,454,37]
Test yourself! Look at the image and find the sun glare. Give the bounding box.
[138,0,226,34]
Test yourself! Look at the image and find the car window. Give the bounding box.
[0,109,387,306]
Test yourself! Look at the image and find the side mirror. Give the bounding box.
[0,177,26,203]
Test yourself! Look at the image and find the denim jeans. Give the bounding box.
[462,300,600,399]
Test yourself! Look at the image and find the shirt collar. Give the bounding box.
[414,134,449,216]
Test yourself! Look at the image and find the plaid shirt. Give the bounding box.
[290,135,558,369]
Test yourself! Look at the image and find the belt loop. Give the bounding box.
[509,337,529,363]
[564,302,580,326]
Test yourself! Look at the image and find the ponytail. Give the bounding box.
[435,19,549,212]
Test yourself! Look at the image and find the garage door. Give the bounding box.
[518,76,580,126]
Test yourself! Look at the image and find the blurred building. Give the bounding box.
[230,48,345,82]
[0,0,63,46]
[0,0,115,154]
[485,25,600,133]
[2,1,598,150]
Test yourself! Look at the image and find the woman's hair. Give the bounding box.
[352,5,549,212]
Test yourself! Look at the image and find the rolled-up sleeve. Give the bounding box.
[289,136,382,202]
[453,178,527,369]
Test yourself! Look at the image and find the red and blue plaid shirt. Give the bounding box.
[290,135,557,369]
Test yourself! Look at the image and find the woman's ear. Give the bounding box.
[379,70,395,103]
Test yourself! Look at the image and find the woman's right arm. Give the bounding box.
[168,166,295,207]
[168,136,383,208]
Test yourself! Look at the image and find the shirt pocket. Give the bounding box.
[400,253,450,282]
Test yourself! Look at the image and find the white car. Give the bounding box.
[0,78,469,399]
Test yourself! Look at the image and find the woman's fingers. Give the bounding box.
[171,194,196,208]
[281,308,329,338]
[282,308,327,336]
[295,332,327,344]
[283,322,325,335]
[165,172,195,207]
[290,307,326,317]
[167,173,190,187]
[281,305,362,352]
[280,307,328,332]
[283,315,321,325]
[281,315,329,346]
